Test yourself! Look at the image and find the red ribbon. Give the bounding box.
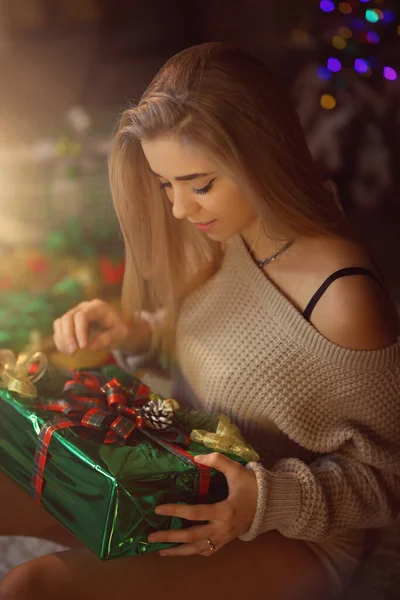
[29,372,209,506]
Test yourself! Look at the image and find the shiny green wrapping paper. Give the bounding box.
[0,377,241,560]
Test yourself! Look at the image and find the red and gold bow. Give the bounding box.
[29,372,213,506]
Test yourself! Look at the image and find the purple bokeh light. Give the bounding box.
[320,0,335,13]
[354,58,370,74]
[383,10,395,23]
[318,66,332,80]
[366,32,380,44]
[327,58,342,72]
[383,66,398,81]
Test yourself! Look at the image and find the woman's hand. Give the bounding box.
[53,299,142,355]
[147,452,258,557]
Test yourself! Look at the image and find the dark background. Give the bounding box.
[0,1,306,133]
[0,0,399,300]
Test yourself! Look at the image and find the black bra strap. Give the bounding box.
[303,267,386,322]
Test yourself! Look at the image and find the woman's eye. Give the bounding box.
[159,181,171,190]
[159,177,216,195]
[191,178,216,195]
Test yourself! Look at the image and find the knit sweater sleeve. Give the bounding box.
[239,421,400,542]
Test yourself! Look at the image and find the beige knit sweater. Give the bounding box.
[117,234,400,543]
[175,235,400,542]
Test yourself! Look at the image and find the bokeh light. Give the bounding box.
[354,58,370,74]
[320,0,335,12]
[327,58,342,72]
[382,10,395,23]
[352,18,366,31]
[321,94,337,110]
[383,66,398,81]
[317,66,333,80]
[339,26,353,39]
[338,2,352,14]
[332,36,347,49]
[365,9,381,22]
[366,31,380,44]
[291,28,310,43]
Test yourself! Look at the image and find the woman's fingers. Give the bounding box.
[159,540,217,557]
[73,310,91,350]
[148,523,216,545]
[53,318,63,353]
[60,312,80,354]
[53,299,128,355]
[88,328,116,351]
[53,307,80,354]
[74,307,110,350]
[159,538,228,558]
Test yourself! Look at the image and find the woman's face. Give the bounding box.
[141,136,258,242]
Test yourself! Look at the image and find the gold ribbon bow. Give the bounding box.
[0,350,48,398]
[190,414,260,463]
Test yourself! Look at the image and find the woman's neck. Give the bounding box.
[240,219,291,264]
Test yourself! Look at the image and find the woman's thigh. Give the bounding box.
[0,471,81,547]
[0,531,330,600]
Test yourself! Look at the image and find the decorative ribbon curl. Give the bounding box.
[190,414,260,463]
[0,350,48,398]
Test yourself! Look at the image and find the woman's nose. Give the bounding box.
[171,191,198,220]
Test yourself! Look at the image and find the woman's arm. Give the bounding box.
[240,432,400,542]
[242,275,400,542]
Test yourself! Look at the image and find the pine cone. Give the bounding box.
[142,396,179,430]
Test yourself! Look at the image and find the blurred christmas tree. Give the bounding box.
[290,0,400,214]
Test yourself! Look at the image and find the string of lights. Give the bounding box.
[316,0,399,109]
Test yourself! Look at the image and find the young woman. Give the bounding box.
[1,43,399,600]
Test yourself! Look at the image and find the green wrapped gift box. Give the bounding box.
[0,365,247,559]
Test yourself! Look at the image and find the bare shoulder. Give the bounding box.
[311,275,399,349]
[301,236,399,350]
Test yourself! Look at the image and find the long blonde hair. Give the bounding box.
[109,42,346,355]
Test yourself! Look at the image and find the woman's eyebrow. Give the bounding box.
[149,167,214,182]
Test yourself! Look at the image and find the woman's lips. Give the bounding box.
[193,220,217,232]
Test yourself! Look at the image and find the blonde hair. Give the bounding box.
[109,42,346,355]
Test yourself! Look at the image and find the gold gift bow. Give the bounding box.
[190,414,260,463]
[0,350,48,398]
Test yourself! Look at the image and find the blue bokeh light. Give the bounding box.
[366,32,380,44]
[320,0,335,13]
[352,18,366,31]
[383,10,395,23]
[327,58,342,73]
[318,66,333,80]
[354,58,370,74]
